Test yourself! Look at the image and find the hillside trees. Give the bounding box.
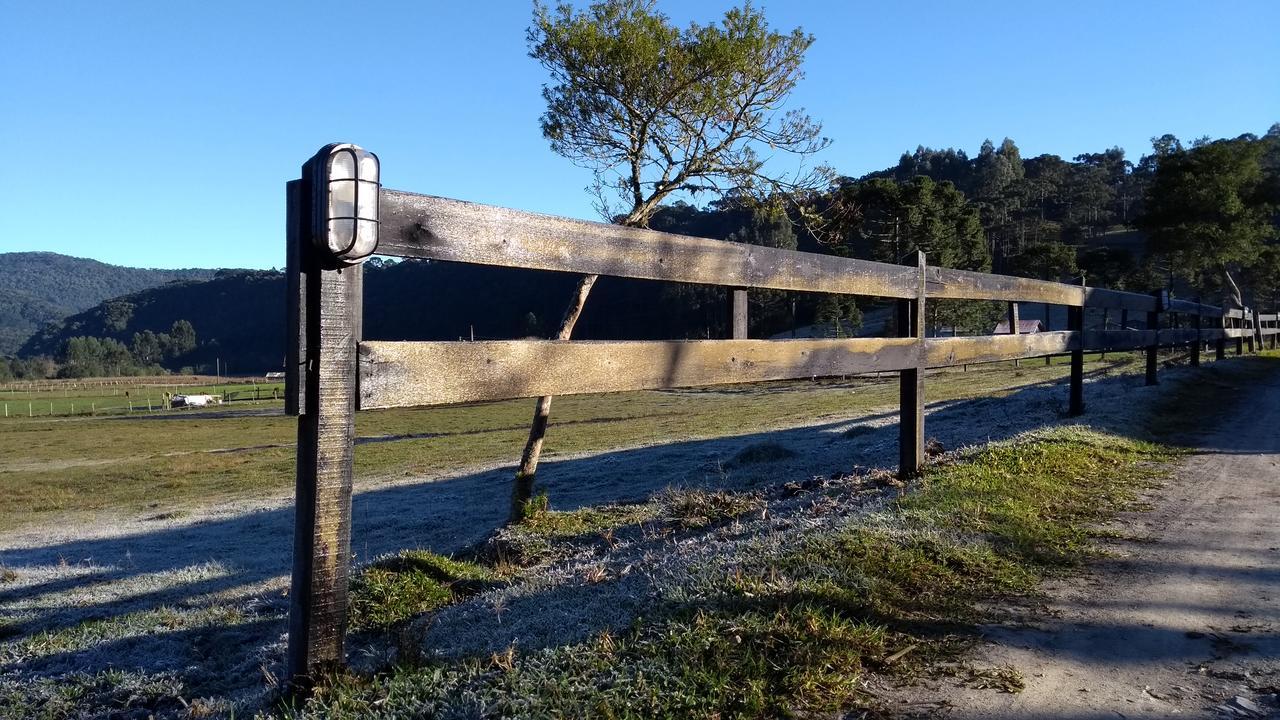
[883,139,1113,281]
[515,0,830,516]
[130,320,199,366]
[828,176,997,333]
[1139,135,1280,307]
[60,337,136,378]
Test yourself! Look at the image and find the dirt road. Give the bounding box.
[914,372,1280,719]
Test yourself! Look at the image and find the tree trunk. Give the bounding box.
[510,273,599,520]
[1223,265,1244,309]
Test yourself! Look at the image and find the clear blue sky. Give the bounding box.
[3,1,1277,270]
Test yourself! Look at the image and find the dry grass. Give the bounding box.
[0,357,1143,533]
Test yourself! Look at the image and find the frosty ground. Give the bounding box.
[2,354,1273,718]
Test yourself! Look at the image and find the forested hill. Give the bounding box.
[0,252,215,355]
[17,258,820,374]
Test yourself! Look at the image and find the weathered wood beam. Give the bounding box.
[377,191,1244,316]
[378,190,920,298]
[1146,307,1160,386]
[1169,298,1224,317]
[359,338,922,408]
[1082,287,1161,312]
[731,289,748,339]
[285,180,306,417]
[927,267,1084,305]
[287,256,362,685]
[926,332,1076,367]
[1069,304,1085,415]
[898,253,926,479]
[379,189,1168,308]
[359,326,1236,411]
[1081,328,1218,349]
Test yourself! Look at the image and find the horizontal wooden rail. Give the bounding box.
[359,337,922,408]
[359,328,1234,409]
[925,332,1076,365]
[378,190,920,299]
[1083,287,1161,312]
[1083,328,1223,348]
[927,267,1084,305]
[1169,298,1224,316]
[377,189,1223,315]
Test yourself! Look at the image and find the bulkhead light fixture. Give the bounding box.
[305,143,379,267]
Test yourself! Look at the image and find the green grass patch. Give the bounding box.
[348,551,497,631]
[900,427,1173,566]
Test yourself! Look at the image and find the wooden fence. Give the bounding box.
[281,146,1275,687]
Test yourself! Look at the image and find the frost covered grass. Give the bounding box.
[274,426,1172,719]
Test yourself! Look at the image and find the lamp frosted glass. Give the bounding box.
[309,143,380,266]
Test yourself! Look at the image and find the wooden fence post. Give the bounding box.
[286,180,308,416]
[1236,311,1245,356]
[731,289,748,339]
[1007,302,1020,367]
[897,251,925,479]
[1217,308,1227,360]
[285,151,368,689]
[1190,298,1201,367]
[1068,301,1084,416]
[1044,303,1053,366]
[1099,307,1109,361]
[1145,295,1160,386]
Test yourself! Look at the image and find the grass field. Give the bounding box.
[0,353,1167,533]
[0,380,285,418]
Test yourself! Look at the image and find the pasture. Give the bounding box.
[0,355,1133,534]
[0,379,285,418]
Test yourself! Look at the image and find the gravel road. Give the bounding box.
[908,369,1280,719]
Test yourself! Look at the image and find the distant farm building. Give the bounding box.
[265,371,286,380]
[993,319,1045,334]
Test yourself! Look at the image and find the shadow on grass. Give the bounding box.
[1,355,1277,708]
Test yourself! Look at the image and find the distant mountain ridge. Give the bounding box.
[0,252,218,355]
[15,258,788,374]
[20,269,284,373]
